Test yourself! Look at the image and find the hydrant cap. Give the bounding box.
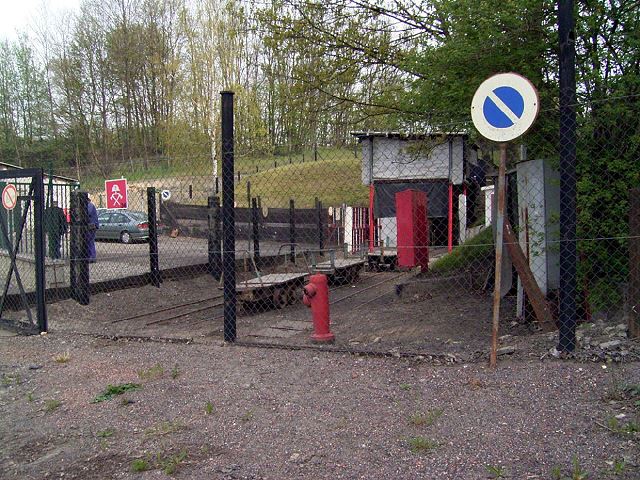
[303,283,317,298]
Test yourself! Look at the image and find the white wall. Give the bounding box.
[361,136,465,185]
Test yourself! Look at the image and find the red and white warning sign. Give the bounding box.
[105,178,128,209]
[2,184,18,211]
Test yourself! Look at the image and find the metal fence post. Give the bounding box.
[252,197,261,270]
[558,0,577,352]
[317,200,324,254]
[147,187,161,288]
[70,191,90,305]
[221,90,236,342]
[208,195,222,280]
[289,199,296,262]
[33,170,47,332]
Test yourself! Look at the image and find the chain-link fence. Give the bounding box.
[0,88,634,365]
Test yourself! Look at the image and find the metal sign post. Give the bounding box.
[471,72,540,367]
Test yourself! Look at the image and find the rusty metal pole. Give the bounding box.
[490,143,507,368]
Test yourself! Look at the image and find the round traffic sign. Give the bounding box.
[161,189,171,201]
[2,184,18,211]
[471,72,539,142]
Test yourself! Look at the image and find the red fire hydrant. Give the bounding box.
[303,274,335,343]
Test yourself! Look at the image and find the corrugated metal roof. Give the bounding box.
[350,131,467,140]
[0,161,79,183]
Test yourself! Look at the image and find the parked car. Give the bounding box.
[96,209,150,244]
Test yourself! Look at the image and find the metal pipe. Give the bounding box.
[558,0,577,352]
[221,91,236,342]
[148,187,161,288]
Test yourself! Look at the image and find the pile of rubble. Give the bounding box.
[547,321,640,362]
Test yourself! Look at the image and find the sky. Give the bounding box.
[0,0,81,40]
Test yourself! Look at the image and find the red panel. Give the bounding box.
[395,189,429,270]
[105,178,128,209]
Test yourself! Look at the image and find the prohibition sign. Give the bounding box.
[2,184,18,211]
[471,72,539,142]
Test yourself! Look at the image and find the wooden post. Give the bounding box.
[490,143,507,368]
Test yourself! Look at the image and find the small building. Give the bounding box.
[0,162,79,257]
[351,132,482,250]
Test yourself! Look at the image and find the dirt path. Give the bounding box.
[1,274,639,479]
[1,332,639,479]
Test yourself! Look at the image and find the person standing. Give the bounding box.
[44,200,67,259]
[87,196,99,262]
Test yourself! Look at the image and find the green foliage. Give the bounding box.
[409,408,443,427]
[407,436,438,454]
[91,383,141,403]
[485,464,507,478]
[144,420,183,437]
[240,409,254,423]
[131,458,150,473]
[137,364,164,380]
[171,364,180,379]
[570,456,589,480]
[45,399,62,412]
[205,401,214,415]
[235,155,368,208]
[97,429,115,438]
[158,450,187,475]
[430,228,493,274]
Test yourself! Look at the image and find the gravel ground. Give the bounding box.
[2,273,640,479]
[1,332,639,479]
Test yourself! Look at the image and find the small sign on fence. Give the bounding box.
[2,184,17,211]
[105,178,128,209]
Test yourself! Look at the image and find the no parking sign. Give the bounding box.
[471,72,539,142]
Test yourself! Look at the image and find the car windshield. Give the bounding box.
[129,212,147,221]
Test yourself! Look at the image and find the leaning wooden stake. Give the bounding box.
[490,143,507,368]
[503,220,555,331]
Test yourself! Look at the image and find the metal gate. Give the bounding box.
[0,169,46,334]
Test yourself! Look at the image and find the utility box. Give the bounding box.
[395,189,429,270]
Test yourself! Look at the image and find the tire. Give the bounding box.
[120,231,132,244]
[272,288,288,309]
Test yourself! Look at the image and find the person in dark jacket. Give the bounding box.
[87,196,99,262]
[44,200,67,259]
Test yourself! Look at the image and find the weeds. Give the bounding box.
[171,364,180,379]
[570,456,589,480]
[240,409,254,423]
[407,436,438,454]
[550,465,562,480]
[612,458,626,475]
[131,458,150,473]
[205,401,214,415]
[485,464,506,478]
[550,457,589,480]
[137,364,164,380]
[53,351,71,363]
[97,429,115,438]
[45,399,61,412]
[130,450,187,475]
[399,383,412,391]
[604,416,640,435]
[2,373,21,386]
[158,450,187,475]
[91,383,141,403]
[409,408,443,427]
[145,420,183,437]
[26,391,34,402]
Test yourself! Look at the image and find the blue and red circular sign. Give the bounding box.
[471,73,539,142]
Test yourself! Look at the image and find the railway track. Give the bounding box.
[110,271,411,328]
